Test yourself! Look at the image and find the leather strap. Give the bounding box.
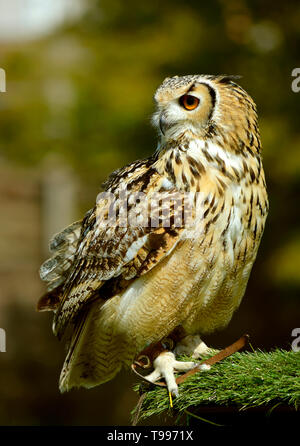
[131,334,249,425]
[131,334,249,388]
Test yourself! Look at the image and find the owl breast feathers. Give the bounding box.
[38,74,268,392]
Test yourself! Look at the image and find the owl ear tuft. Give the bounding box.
[218,75,242,84]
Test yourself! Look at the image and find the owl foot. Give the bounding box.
[134,332,213,396]
[144,351,202,397]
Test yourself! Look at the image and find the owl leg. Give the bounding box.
[144,351,197,397]
[135,331,212,397]
[174,334,214,359]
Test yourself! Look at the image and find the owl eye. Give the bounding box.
[179,94,200,110]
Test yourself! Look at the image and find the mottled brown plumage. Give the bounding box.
[38,74,268,394]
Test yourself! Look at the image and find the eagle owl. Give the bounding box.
[38,75,268,396]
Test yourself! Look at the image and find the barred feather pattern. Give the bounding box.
[38,74,268,392]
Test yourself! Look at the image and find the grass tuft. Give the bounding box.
[132,349,300,424]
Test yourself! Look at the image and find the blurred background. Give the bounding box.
[0,0,299,426]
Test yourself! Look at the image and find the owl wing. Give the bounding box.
[42,161,188,338]
[38,220,83,311]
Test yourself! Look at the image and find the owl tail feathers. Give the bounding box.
[58,299,134,393]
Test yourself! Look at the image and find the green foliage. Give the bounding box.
[132,350,300,424]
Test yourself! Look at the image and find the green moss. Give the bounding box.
[132,349,300,424]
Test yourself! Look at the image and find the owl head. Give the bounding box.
[152,74,259,152]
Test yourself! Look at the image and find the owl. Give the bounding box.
[38,75,268,396]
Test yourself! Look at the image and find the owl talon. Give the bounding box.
[144,351,196,396]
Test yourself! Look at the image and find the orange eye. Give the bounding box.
[179,94,200,110]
